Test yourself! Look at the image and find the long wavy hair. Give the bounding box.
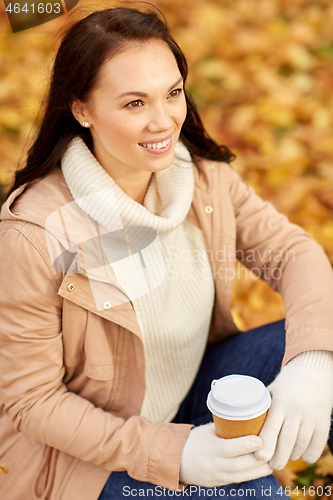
[7,4,235,196]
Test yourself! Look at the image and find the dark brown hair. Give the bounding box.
[8,5,235,196]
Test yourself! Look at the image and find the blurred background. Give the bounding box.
[1,0,333,494]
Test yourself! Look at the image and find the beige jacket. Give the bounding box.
[1,158,333,500]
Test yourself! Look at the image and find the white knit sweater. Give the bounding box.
[61,136,215,423]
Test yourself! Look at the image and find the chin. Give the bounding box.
[154,158,174,171]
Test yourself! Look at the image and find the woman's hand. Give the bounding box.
[179,422,273,487]
[255,352,333,470]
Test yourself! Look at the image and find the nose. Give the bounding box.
[147,103,173,133]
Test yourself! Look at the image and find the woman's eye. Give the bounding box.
[126,100,143,108]
[168,88,183,98]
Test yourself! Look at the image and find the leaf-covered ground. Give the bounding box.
[1,0,333,494]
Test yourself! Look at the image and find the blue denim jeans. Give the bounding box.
[98,320,292,499]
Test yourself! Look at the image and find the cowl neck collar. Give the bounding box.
[61,135,194,235]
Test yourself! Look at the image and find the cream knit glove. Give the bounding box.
[179,422,272,487]
[255,350,333,470]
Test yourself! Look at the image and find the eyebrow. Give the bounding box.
[115,77,184,100]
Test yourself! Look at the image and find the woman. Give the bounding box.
[1,5,333,500]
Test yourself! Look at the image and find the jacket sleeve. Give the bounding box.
[227,166,333,365]
[0,225,192,490]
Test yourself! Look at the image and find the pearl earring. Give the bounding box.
[82,121,90,128]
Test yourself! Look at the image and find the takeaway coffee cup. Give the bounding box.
[206,374,271,439]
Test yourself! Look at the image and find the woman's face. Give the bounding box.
[73,39,187,179]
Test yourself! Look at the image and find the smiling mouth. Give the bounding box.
[139,137,171,150]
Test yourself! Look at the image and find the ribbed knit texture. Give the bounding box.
[287,350,333,375]
[61,136,195,235]
[61,136,215,423]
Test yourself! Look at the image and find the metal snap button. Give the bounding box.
[0,465,8,474]
[103,301,112,310]
[205,205,213,214]
[67,284,75,292]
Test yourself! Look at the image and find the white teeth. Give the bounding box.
[140,137,171,150]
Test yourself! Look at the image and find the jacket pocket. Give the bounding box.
[62,304,119,382]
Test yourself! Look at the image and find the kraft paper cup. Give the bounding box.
[206,374,271,439]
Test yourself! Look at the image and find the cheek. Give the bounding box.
[100,115,139,143]
[177,99,187,126]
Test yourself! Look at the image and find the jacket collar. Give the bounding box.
[0,170,143,337]
[1,169,74,228]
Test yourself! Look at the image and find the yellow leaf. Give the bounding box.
[287,459,310,473]
[316,453,333,477]
[273,466,297,488]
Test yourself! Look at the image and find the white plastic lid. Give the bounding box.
[206,374,271,421]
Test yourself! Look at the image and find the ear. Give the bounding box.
[70,99,92,126]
